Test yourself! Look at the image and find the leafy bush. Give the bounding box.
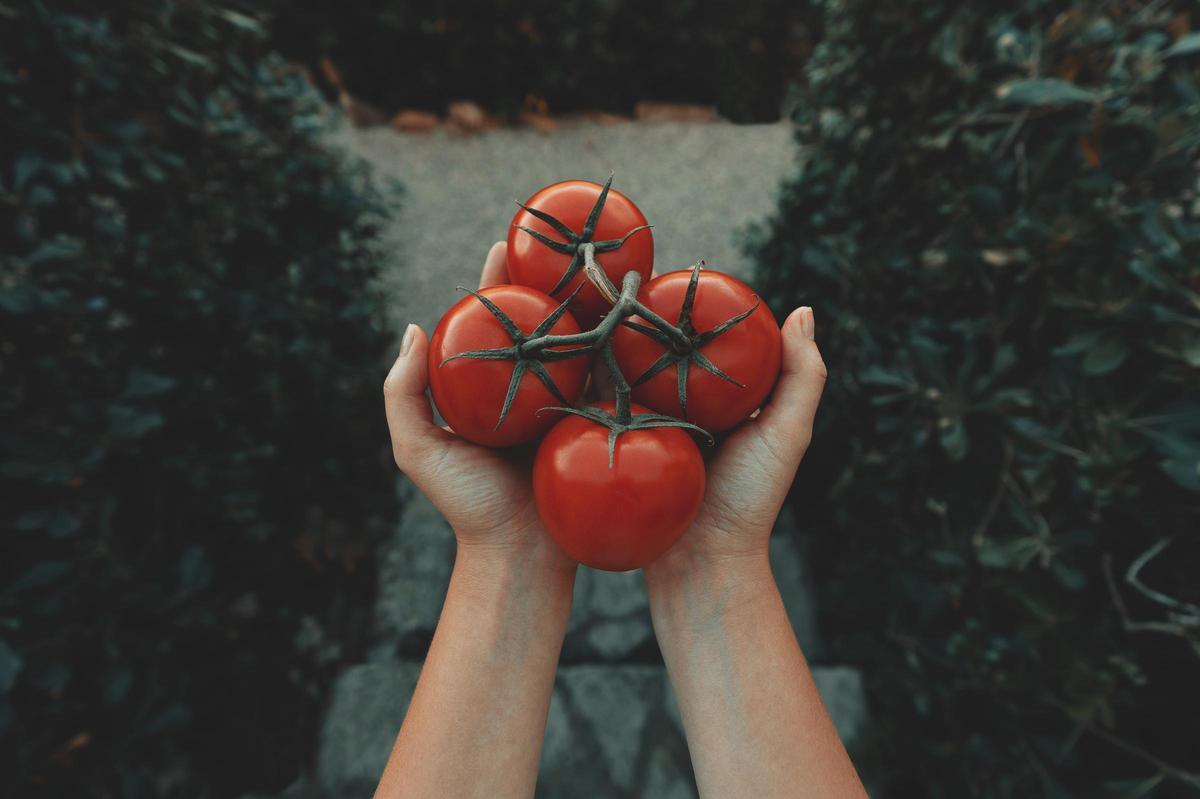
[752,1,1200,795]
[2,2,397,795]
[268,0,816,123]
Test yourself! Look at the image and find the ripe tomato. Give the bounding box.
[429,285,589,447]
[533,401,706,571]
[610,268,781,433]
[507,179,654,327]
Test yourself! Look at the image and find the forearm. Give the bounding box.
[646,550,866,798]
[375,540,576,799]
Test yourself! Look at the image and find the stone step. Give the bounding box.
[315,661,867,796]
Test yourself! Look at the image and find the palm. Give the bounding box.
[426,434,542,549]
[657,419,792,562]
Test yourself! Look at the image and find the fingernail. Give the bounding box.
[400,324,417,357]
[799,307,815,340]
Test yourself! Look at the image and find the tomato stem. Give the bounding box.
[581,242,621,305]
[603,340,633,425]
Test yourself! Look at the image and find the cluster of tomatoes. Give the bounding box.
[429,177,782,571]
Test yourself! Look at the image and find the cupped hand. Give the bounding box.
[646,306,827,578]
[383,242,571,568]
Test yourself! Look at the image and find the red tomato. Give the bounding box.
[533,401,706,571]
[429,286,589,447]
[507,179,654,327]
[610,268,781,433]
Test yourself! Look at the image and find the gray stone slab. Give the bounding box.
[770,509,825,658]
[373,479,455,654]
[539,664,693,798]
[812,665,869,748]
[562,568,653,660]
[316,661,423,792]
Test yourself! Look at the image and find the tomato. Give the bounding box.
[533,401,706,571]
[507,178,654,327]
[429,285,589,447]
[610,268,781,433]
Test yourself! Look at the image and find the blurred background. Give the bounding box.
[3,1,1199,797]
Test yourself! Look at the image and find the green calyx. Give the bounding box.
[441,284,589,430]
[513,172,653,297]
[623,261,757,419]
[539,404,714,468]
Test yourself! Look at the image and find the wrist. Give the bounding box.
[454,533,577,600]
[645,545,776,634]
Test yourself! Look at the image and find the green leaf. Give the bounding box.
[37,661,70,693]
[1053,329,1104,357]
[1181,335,1200,368]
[1161,457,1200,491]
[15,509,80,538]
[0,639,21,693]
[1102,774,1164,798]
[24,236,84,266]
[104,666,132,706]
[7,562,70,594]
[217,9,264,34]
[178,545,212,597]
[1051,560,1086,591]
[144,703,191,734]
[939,419,968,461]
[978,538,1039,569]
[1163,32,1200,59]
[167,44,213,71]
[1082,334,1129,375]
[125,369,178,398]
[107,404,165,438]
[13,153,43,191]
[996,79,1098,107]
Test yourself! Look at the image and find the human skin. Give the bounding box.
[377,242,865,798]
[378,242,576,799]
[643,306,868,798]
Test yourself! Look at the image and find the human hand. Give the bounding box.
[644,306,827,584]
[383,242,574,574]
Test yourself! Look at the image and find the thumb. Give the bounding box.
[750,307,827,469]
[383,324,448,474]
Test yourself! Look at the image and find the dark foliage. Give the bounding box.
[267,0,816,123]
[1,2,397,795]
[752,1,1200,795]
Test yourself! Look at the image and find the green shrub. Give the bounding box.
[1,2,397,795]
[268,0,816,123]
[752,1,1200,795]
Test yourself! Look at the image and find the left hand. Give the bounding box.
[383,242,573,572]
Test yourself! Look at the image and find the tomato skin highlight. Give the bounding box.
[507,180,654,327]
[611,269,782,433]
[533,402,706,571]
[428,286,589,447]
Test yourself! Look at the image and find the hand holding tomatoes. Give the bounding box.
[643,307,827,582]
[409,176,813,573]
[383,243,573,572]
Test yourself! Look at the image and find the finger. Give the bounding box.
[383,324,449,473]
[478,241,509,288]
[750,307,827,465]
